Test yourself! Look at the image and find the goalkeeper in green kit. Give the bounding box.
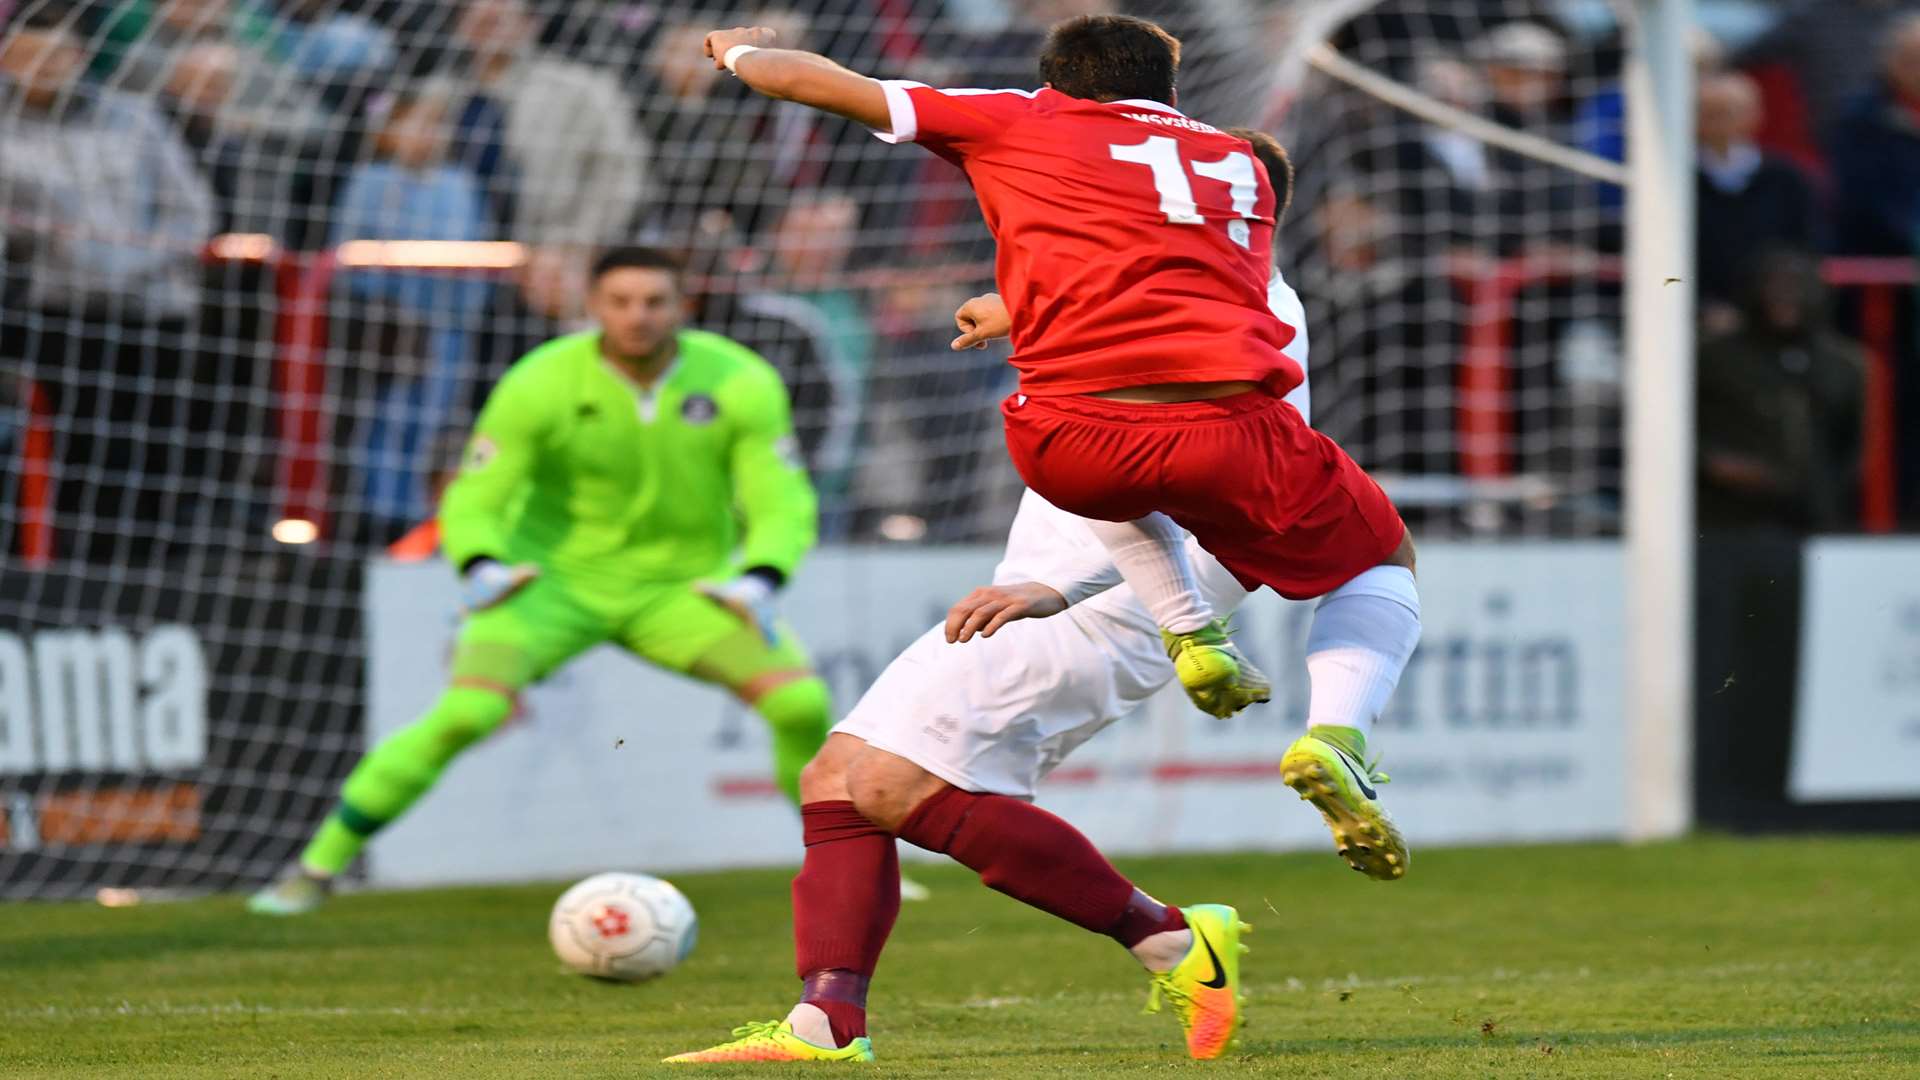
[250,247,832,915]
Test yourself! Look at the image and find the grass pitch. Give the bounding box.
[3,836,1917,1078]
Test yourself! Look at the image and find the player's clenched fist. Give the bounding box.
[951,293,1012,351]
[703,25,777,70]
[945,581,1068,643]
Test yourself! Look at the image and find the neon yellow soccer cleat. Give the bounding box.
[663,1020,875,1064]
[1280,729,1409,880]
[1145,903,1250,1060]
[1162,621,1271,719]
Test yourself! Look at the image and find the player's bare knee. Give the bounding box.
[845,750,942,832]
[798,733,863,803]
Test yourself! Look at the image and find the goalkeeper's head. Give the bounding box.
[1224,127,1294,246]
[587,246,688,364]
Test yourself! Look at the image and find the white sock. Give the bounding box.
[1305,566,1422,742]
[1084,513,1213,633]
[1129,927,1194,973]
[783,1002,838,1049]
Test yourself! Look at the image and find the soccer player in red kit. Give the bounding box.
[701,16,1415,723]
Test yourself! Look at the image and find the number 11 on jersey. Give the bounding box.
[1107,135,1259,248]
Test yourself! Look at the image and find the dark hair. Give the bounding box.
[1038,15,1180,105]
[1225,127,1294,226]
[590,245,686,285]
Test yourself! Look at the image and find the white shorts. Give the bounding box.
[833,615,1144,800]
[837,489,1254,800]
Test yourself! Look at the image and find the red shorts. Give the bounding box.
[1002,391,1406,601]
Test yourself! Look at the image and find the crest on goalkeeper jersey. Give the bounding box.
[464,436,499,471]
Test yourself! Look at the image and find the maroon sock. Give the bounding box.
[896,787,1173,944]
[791,800,899,1046]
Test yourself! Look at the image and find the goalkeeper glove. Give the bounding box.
[697,568,783,645]
[461,558,539,613]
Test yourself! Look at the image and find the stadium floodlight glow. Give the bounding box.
[334,240,528,269]
[272,518,320,545]
[878,514,927,542]
[207,233,278,261]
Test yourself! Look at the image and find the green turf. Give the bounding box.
[2,836,1917,1078]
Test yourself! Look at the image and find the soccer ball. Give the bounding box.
[548,872,698,981]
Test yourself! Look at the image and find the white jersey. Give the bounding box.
[1271,270,1310,423]
[834,275,1311,797]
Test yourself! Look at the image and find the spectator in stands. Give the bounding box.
[1697,251,1863,533]
[1388,57,1500,256]
[1695,72,1821,337]
[101,0,328,138]
[675,213,856,494]
[0,9,215,562]
[1739,0,1920,153]
[858,273,1012,542]
[1831,15,1920,258]
[1472,21,1585,256]
[763,190,872,535]
[637,20,780,232]
[331,85,493,538]
[446,0,649,323]
[1831,13,1920,522]
[269,0,397,110]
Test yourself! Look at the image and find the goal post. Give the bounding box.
[1623,0,1697,841]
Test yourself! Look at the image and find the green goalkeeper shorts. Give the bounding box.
[448,574,813,697]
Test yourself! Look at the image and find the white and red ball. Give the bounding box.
[548,872,698,981]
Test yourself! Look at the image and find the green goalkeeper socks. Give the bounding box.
[299,685,516,876]
[753,676,833,805]
[300,813,368,877]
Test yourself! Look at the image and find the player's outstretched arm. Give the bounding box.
[702,26,890,132]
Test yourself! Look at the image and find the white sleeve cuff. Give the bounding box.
[870,79,924,144]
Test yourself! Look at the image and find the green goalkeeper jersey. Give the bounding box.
[440,329,818,588]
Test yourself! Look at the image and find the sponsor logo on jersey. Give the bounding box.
[773,434,804,469]
[464,435,498,471]
[681,394,719,424]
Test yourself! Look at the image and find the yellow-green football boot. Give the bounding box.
[1162,620,1271,718]
[1280,726,1408,880]
[1145,903,1250,1060]
[663,1020,874,1064]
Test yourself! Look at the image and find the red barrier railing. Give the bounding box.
[1820,258,1913,532]
[1453,253,1913,533]
[17,379,53,567]
[9,245,1915,559]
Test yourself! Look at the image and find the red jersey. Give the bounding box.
[875,82,1301,397]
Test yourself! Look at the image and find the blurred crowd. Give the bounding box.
[2,0,1919,566]
[1280,0,1920,536]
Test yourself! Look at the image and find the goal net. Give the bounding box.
[0,0,1629,898]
